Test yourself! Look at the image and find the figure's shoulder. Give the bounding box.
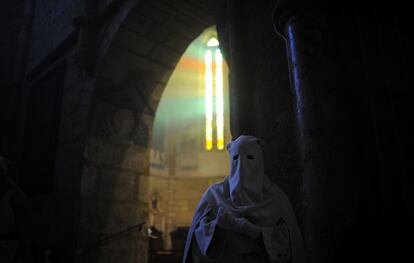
[210,179,225,190]
[196,178,227,209]
[205,178,226,196]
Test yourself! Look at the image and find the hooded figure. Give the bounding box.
[182,135,305,263]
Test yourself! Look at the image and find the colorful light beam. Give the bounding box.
[205,49,213,151]
[215,49,224,150]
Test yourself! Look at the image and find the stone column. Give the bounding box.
[273,1,348,262]
[226,0,256,137]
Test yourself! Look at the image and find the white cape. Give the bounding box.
[183,135,305,263]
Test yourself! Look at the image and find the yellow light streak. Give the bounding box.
[205,50,213,151]
[215,49,224,150]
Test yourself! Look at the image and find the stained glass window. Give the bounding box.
[205,37,224,150]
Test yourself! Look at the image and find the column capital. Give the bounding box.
[272,0,323,38]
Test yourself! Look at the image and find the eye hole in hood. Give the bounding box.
[247,155,254,160]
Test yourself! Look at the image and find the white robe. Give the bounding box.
[183,135,305,263]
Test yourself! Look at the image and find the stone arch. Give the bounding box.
[78,0,215,262]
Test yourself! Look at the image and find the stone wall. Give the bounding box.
[26,0,82,71]
[78,78,156,263]
[77,0,214,262]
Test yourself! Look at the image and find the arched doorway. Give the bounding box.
[147,26,230,262]
[77,1,217,262]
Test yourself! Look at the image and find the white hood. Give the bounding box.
[227,135,267,206]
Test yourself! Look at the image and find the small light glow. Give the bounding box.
[205,50,213,151]
[215,49,224,150]
[207,37,219,47]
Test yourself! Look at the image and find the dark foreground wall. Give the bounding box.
[338,3,413,262]
[217,0,412,262]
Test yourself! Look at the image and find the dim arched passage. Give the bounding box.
[147,26,231,257]
[77,0,220,262]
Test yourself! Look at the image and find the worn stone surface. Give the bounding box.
[76,3,211,261]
